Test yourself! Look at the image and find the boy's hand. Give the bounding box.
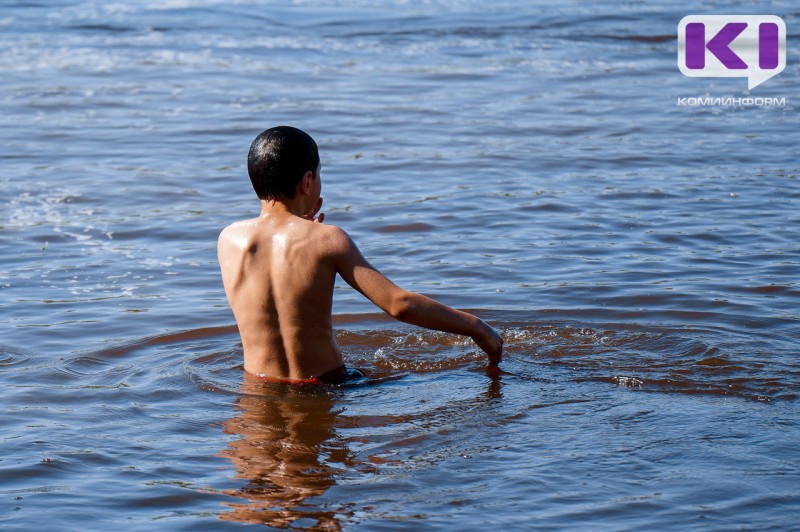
[304,197,325,223]
[472,320,503,367]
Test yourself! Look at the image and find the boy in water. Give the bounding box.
[218,126,503,384]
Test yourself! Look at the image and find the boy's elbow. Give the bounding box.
[388,291,414,320]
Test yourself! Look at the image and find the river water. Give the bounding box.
[1,0,799,529]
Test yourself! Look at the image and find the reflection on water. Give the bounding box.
[217,365,506,528]
[219,374,350,529]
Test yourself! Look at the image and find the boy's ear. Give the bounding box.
[299,170,314,195]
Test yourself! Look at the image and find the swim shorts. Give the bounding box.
[314,365,367,384]
[251,365,367,385]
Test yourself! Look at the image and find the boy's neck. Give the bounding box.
[259,198,304,219]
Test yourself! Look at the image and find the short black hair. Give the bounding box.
[247,126,320,200]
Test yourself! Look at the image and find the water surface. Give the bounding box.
[1,0,799,529]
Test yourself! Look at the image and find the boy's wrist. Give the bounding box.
[470,316,487,338]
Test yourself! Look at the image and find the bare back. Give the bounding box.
[217,211,344,379]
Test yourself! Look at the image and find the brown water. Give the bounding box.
[2,0,799,529]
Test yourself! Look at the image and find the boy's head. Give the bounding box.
[247,126,320,200]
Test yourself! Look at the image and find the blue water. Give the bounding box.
[1,1,799,529]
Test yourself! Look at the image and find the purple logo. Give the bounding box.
[678,15,786,90]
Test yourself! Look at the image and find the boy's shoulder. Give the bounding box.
[217,217,256,246]
[218,217,353,252]
[309,221,353,254]
[288,220,357,265]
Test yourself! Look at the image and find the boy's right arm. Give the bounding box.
[328,227,503,365]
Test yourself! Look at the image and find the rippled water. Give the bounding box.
[2,0,799,529]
